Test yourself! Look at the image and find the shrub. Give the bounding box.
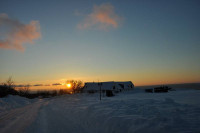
[0,77,18,97]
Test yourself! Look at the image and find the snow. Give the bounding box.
[1,89,200,133]
[0,95,36,112]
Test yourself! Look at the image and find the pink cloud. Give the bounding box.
[77,3,121,30]
[0,13,41,52]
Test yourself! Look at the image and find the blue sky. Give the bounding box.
[0,0,200,86]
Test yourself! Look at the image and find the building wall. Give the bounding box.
[83,81,134,93]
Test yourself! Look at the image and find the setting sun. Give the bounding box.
[67,83,71,88]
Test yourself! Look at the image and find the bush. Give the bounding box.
[0,77,18,97]
[0,85,10,97]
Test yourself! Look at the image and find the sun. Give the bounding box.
[67,83,71,88]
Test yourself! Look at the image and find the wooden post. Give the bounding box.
[100,84,101,101]
[98,82,102,101]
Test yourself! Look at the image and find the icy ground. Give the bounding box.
[0,89,200,133]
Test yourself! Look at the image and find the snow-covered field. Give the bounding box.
[0,89,200,133]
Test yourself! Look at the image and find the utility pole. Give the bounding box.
[98,82,102,101]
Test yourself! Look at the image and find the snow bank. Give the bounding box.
[0,95,37,112]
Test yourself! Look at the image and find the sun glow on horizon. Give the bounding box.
[67,83,71,88]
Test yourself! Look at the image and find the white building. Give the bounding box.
[83,81,134,93]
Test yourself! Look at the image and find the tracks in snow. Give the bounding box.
[0,99,47,133]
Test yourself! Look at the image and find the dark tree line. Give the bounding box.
[0,77,84,99]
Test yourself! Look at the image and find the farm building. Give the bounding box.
[83,81,134,93]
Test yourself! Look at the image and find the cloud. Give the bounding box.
[77,3,121,30]
[0,13,41,52]
[52,83,62,86]
[33,84,43,86]
[14,84,33,87]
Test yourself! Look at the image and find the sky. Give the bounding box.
[0,0,200,88]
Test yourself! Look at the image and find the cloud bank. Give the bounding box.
[77,3,121,30]
[0,13,41,52]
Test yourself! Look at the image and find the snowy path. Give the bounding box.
[0,99,46,133]
[25,96,96,133]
